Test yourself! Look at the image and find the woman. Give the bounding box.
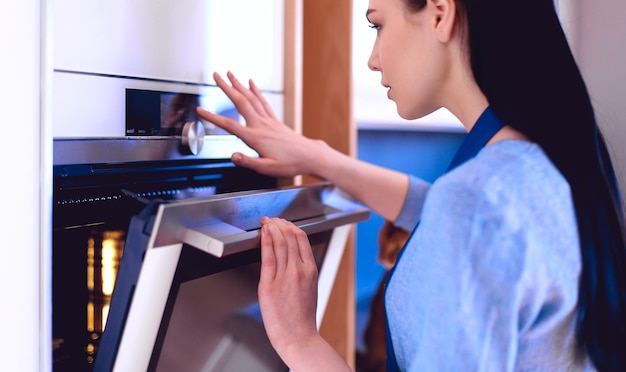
[197,0,626,370]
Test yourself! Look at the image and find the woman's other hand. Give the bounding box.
[257,217,319,364]
[257,217,353,371]
[196,72,326,178]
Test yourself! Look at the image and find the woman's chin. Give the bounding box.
[396,106,437,121]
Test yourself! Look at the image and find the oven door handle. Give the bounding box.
[180,207,369,258]
[152,182,370,257]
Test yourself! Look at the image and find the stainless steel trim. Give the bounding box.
[53,136,258,165]
[153,182,370,257]
[53,69,283,95]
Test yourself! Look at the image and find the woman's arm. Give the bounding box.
[196,72,410,222]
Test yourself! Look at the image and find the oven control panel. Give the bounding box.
[126,89,235,138]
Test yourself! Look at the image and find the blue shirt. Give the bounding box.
[388,139,595,371]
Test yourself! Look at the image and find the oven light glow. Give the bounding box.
[87,238,95,291]
[101,238,119,296]
[100,231,124,331]
[87,301,95,333]
[86,231,125,336]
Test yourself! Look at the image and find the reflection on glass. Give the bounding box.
[101,235,121,297]
[85,230,125,366]
[160,93,200,134]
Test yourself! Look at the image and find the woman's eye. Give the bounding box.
[369,23,381,32]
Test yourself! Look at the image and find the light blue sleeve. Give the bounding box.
[394,175,431,232]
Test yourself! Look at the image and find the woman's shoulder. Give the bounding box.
[423,139,576,239]
[420,138,579,274]
[435,139,570,204]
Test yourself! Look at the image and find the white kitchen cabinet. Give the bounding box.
[54,0,283,90]
[53,0,285,138]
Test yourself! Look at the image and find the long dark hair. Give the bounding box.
[406,0,626,370]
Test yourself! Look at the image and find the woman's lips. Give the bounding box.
[382,83,390,98]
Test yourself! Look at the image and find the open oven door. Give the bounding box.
[93,182,369,372]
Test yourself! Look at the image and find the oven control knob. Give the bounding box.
[181,121,206,155]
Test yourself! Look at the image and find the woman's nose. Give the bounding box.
[368,43,380,71]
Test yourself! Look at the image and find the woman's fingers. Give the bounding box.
[295,225,315,266]
[195,107,245,138]
[272,218,308,265]
[212,71,271,124]
[198,71,313,179]
[199,72,279,139]
[260,219,277,282]
[249,78,279,121]
[260,218,315,272]
[271,219,293,273]
[212,72,261,121]
[225,72,274,120]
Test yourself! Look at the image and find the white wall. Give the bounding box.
[574,0,626,200]
[0,0,51,371]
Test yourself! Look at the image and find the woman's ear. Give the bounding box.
[429,0,457,43]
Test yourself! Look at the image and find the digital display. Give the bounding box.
[126,89,236,137]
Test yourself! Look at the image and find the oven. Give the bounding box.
[53,138,368,371]
[52,136,273,370]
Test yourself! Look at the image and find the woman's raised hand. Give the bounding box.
[196,72,324,178]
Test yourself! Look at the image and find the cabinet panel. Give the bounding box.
[53,0,284,91]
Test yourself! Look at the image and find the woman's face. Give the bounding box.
[367,0,452,120]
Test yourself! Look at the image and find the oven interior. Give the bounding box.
[52,159,276,371]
